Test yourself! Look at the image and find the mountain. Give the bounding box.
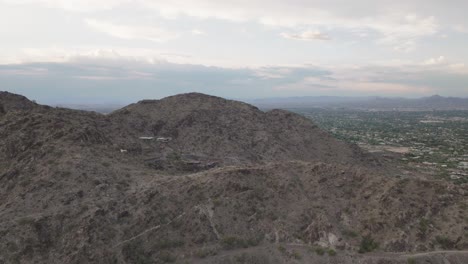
[0,91,467,264]
[109,93,371,166]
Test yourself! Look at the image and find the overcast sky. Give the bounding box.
[1,0,467,104]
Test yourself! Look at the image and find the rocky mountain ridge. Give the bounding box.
[0,91,466,264]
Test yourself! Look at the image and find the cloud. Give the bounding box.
[274,74,433,95]
[424,56,446,65]
[85,18,179,42]
[0,0,130,12]
[1,47,196,66]
[137,1,439,50]
[1,51,467,105]
[372,14,438,52]
[191,29,205,35]
[2,0,446,51]
[453,24,468,33]
[281,31,330,41]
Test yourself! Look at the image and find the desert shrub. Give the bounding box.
[290,250,302,259]
[6,242,19,253]
[158,251,176,263]
[277,246,302,260]
[221,235,261,250]
[221,236,249,250]
[17,216,35,225]
[246,235,262,247]
[418,218,430,238]
[167,152,181,161]
[435,236,456,250]
[230,253,270,264]
[342,229,358,238]
[328,249,337,256]
[154,239,184,249]
[194,248,218,258]
[358,235,379,253]
[277,245,287,254]
[314,247,325,255]
[407,258,416,264]
[122,241,152,264]
[213,198,222,207]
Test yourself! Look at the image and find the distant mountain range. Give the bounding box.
[51,95,468,113]
[246,95,468,110]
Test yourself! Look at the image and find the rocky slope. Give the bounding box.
[110,93,373,166]
[0,91,39,114]
[0,91,466,264]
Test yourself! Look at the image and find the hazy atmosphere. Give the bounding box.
[1,0,467,104]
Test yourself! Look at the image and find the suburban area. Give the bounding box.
[295,109,468,184]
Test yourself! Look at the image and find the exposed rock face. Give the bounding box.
[0,91,466,264]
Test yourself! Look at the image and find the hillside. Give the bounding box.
[0,92,466,264]
[0,91,39,113]
[109,93,372,167]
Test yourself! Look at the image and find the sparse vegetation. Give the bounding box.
[122,241,152,264]
[435,236,456,250]
[277,245,302,260]
[221,235,260,250]
[343,229,358,238]
[154,239,184,249]
[314,247,325,255]
[312,246,336,256]
[277,245,287,254]
[158,251,176,263]
[359,235,379,253]
[407,258,416,264]
[2,92,468,263]
[290,250,302,260]
[418,218,430,238]
[167,152,181,161]
[16,216,35,225]
[194,248,218,258]
[230,253,269,264]
[213,198,222,207]
[328,248,337,256]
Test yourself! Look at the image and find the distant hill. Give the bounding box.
[247,95,468,110]
[0,91,467,264]
[0,91,39,113]
[51,94,468,113]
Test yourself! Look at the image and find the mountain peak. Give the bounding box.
[110,93,363,165]
[135,92,223,105]
[124,92,259,116]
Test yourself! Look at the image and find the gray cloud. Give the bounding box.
[1,57,467,104]
[281,31,331,41]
